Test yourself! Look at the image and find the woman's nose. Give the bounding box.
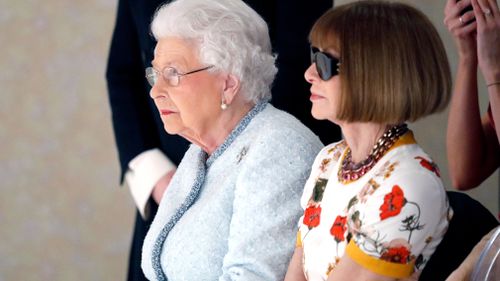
[304,63,319,84]
[149,84,160,99]
[149,80,167,99]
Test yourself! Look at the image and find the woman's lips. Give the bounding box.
[310,93,324,101]
[160,109,175,115]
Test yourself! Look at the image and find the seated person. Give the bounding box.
[285,1,453,280]
[140,0,324,280]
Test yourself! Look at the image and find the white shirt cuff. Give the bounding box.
[125,148,176,219]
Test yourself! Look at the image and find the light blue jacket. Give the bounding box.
[142,103,323,281]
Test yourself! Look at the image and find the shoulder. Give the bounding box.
[318,140,347,160]
[177,144,202,169]
[298,140,346,208]
[346,145,450,275]
[307,140,347,174]
[230,105,325,187]
[245,104,324,157]
[381,144,444,194]
[254,105,321,142]
[365,143,448,222]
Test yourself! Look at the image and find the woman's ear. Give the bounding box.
[222,74,241,105]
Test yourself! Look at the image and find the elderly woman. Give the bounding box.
[285,1,453,281]
[140,0,323,280]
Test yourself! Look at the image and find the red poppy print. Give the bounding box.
[415,156,440,177]
[303,205,322,229]
[380,246,411,264]
[379,185,406,220]
[330,215,347,242]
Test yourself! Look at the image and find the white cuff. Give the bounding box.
[125,148,176,219]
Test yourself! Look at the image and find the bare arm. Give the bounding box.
[284,247,307,281]
[489,86,500,141]
[284,237,397,281]
[325,255,396,281]
[446,65,498,189]
[445,0,499,189]
[475,0,500,140]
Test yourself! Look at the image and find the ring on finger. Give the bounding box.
[484,8,492,16]
[459,16,464,24]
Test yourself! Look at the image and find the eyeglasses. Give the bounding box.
[145,65,214,87]
[310,46,341,81]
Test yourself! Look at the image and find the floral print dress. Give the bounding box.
[297,131,452,280]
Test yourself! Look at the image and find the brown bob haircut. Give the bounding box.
[310,0,451,123]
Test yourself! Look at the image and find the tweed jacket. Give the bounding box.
[142,103,323,280]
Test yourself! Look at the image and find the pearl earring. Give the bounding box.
[221,93,228,110]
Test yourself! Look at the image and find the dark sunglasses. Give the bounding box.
[310,46,341,81]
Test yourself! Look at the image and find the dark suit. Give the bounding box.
[105,0,338,280]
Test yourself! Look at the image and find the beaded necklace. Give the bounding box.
[338,123,408,183]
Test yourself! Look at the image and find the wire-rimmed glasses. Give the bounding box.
[145,65,214,87]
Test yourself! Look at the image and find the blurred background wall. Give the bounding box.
[0,0,134,280]
[0,0,497,280]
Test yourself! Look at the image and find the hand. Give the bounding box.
[473,0,500,84]
[152,169,176,204]
[444,0,478,59]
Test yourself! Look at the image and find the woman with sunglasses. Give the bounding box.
[140,0,323,280]
[285,1,453,280]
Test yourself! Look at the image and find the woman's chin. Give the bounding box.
[310,108,328,121]
[311,107,339,124]
[161,115,186,135]
[163,123,181,135]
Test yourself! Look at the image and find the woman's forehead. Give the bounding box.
[153,37,198,66]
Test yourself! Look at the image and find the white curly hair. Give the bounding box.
[151,0,278,104]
